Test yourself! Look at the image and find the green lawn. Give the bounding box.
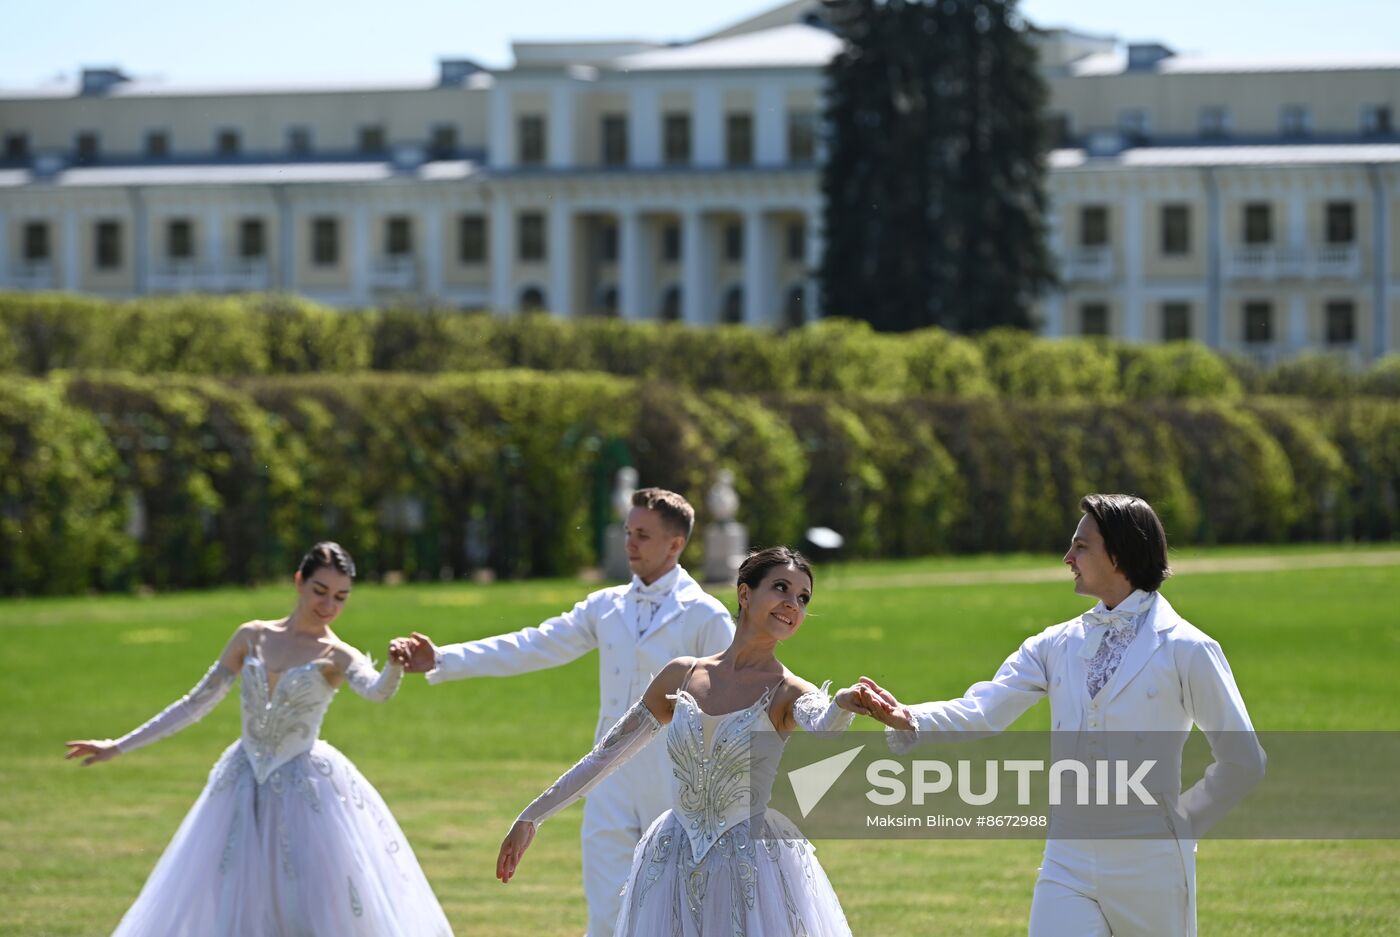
[2,546,1397,935]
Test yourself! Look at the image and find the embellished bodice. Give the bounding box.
[239,656,337,784]
[666,686,785,863]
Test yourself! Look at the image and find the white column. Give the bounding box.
[682,206,710,324]
[549,83,576,169]
[804,202,823,321]
[743,208,771,325]
[755,82,786,167]
[549,200,574,317]
[1044,202,1064,336]
[619,209,646,320]
[693,84,723,168]
[205,206,223,279]
[0,211,9,285]
[488,85,514,169]
[489,198,514,314]
[351,204,370,304]
[424,204,444,299]
[1288,187,1307,251]
[1288,294,1308,351]
[1122,192,1144,341]
[64,210,80,290]
[629,86,660,168]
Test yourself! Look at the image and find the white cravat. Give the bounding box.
[1080,590,1154,698]
[629,566,680,639]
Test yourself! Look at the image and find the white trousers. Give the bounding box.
[1028,838,1195,937]
[580,753,669,937]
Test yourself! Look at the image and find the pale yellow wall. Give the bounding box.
[1061,289,1120,336]
[296,213,350,289]
[442,209,490,289]
[1142,197,1208,279]
[1223,196,1285,245]
[1143,298,1207,342]
[575,91,628,167]
[1,87,488,157]
[79,213,135,292]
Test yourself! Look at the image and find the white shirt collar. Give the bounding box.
[1090,588,1155,618]
[631,564,681,598]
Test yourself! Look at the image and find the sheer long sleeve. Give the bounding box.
[113,661,236,754]
[345,655,403,702]
[793,681,856,734]
[517,698,662,827]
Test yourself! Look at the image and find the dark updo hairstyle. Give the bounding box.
[736,546,813,619]
[1079,494,1170,593]
[297,541,357,580]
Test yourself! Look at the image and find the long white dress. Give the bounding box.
[110,654,453,937]
[518,676,853,937]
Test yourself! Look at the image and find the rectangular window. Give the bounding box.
[600,224,618,262]
[145,130,170,159]
[238,219,265,260]
[1244,203,1273,245]
[1046,112,1073,148]
[216,129,241,157]
[725,113,753,166]
[1325,202,1355,245]
[786,220,806,262]
[601,114,628,166]
[94,220,122,269]
[430,124,458,159]
[1280,105,1310,137]
[787,111,817,163]
[75,131,100,164]
[358,125,387,155]
[663,113,691,165]
[312,216,339,267]
[287,126,312,156]
[1160,204,1191,256]
[1244,300,1273,343]
[1119,108,1150,142]
[1325,300,1356,345]
[457,214,486,263]
[167,219,194,260]
[1080,205,1109,248]
[662,223,681,262]
[4,132,30,162]
[1199,106,1230,138]
[518,115,546,165]
[723,221,744,262]
[1162,302,1192,341]
[385,216,413,257]
[22,221,49,262]
[1362,105,1393,136]
[518,212,546,261]
[1080,302,1109,336]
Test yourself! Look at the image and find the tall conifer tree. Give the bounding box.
[820,0,1056,332]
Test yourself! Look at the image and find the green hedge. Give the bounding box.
[5,293,1397,398]
[3,367,1395,595]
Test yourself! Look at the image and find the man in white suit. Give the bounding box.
[393,488,734,936]
[865,493,1265,937]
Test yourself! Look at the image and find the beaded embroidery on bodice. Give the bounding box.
[667,685,784,863]
[239,656,337,784]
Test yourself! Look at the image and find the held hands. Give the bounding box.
[65,739,120,766]
[846,677,916,731]
[388,632,438,674]
[496,819,536,884]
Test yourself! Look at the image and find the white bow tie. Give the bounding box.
[1078,608,1137,658]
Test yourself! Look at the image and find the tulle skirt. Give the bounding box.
[615,808,851,937]
[112,739,453,937]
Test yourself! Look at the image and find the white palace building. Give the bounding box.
[2,0,1399,362]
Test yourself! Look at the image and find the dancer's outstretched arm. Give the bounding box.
[64,622,253,765]
[496,657,691,884]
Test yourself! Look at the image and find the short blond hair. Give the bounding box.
[631,487,695,540]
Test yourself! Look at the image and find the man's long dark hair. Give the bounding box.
[1079,494,1170,592]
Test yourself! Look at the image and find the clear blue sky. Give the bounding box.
[4,0,1397,88]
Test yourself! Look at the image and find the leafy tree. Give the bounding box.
[820,0,1056,332]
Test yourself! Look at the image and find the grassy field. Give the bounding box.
[2,545,1397,936]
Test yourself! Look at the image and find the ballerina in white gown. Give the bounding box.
[65,542,453,937]
[496,546,897,936]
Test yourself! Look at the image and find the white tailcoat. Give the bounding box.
[427,565,734,935]
[892,593,1265,936]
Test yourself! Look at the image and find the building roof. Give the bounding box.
[0,73,492,101]
[0,160,481,188]
[1051,143,1400,170]
[612,23,840,72]
[1070,51,1400,77]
